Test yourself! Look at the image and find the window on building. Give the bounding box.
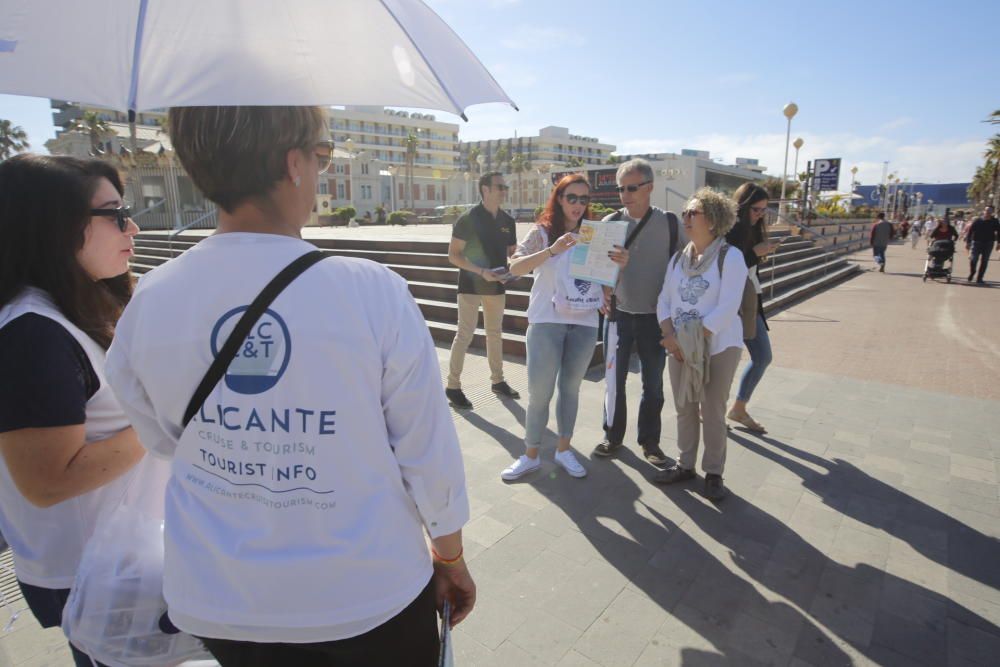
[177,176,206,211]
[426,185,435,201]
[318,180,329,195]
[361,163,369,175]
[337,183,345,199]
[141,176,166,211]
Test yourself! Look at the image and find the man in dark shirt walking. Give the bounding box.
[966,205,1000,284]
[870,212,893,273]
[445,171,520,408]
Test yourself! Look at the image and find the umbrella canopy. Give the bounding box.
[0,0,516,120]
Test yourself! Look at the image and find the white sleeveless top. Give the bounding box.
[0,287,133,588]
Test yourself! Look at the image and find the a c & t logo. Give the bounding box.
[210,307,292,395]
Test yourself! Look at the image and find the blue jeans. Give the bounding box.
[736,313,772,403]
[873,245,887,266]
[525,323,599,447]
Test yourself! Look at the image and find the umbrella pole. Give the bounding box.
[127,111,144,213]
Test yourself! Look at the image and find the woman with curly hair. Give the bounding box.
[653,187,747,501]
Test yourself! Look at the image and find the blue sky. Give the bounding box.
[2,0,996,188]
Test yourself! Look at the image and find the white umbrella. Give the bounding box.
[0,0,516,120]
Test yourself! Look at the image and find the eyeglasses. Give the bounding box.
[314,140,334,174]
[90,205,133,231]
[749,205,769,214]
[491,183,510,191]
[615,181,651,193]
[563,194,591,206]
[682,209,704,219]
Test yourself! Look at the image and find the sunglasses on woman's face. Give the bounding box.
[314,140,335,174]
[615,181,651,193]
[90,205,133,231]
[750,205,768,214]
[563,193,590,206]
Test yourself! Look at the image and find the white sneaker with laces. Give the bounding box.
[554,450,587,478]
[501,455,540,481]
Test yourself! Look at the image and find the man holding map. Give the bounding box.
[594,159,686,466]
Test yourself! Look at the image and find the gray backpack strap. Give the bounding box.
[717,243,729,276]
[666,212,680,257]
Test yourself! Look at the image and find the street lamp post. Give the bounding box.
[387,165,397,212]
[779,102,799,221]
[475,155,486,202]
[344,138,356,210]
[849,166,858,212]
[792,137,804,214]
[915,192,923,217]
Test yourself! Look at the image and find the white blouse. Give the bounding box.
[656,246,748,356]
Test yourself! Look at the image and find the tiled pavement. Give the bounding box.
[3,242,999,666]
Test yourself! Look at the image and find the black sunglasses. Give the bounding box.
[314,140,335,174]
[491,183,510,191]
[90,205,133,231]
[563,193,591,206]
[615,180,652,193]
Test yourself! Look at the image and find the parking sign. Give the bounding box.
[815,158,841,191]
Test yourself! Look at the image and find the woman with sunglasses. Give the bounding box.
[0,154,144,667]
[724,182,777,433]
[653,188,746,501]
[500,174,628,481]
[105,107,473,666]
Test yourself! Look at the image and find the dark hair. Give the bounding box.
[0,154,133,349]
[478,171,503,200]
[876,212,886,220]
[733,182,769,225]
[539,174,591,240]
[168,106,327,213]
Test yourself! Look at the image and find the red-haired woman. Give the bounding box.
[500,175,627,481]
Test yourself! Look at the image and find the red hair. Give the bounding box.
[539,173,592,241]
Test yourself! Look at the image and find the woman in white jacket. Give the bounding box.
[652,188,747,501]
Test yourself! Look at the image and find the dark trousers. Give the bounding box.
[872,245,887,267]
[969,245,991,282]
[17,580,109,667]
[198,578,439,667]
[604,312,665,447]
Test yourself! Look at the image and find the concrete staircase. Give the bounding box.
[130,226,863,358]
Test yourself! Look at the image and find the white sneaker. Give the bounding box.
[501,455,540,481]
[554,450,587,478]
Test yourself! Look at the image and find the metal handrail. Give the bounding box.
[167,209,217,256]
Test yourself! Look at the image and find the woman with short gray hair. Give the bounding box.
[106,106,474,665]
[652,187,747,501]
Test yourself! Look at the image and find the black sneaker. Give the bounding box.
[652,465,696,485]
[968,273,975,281]
[641,444,669,467]
[445,388,473,409]
[491,382,520,399]
[593,439,623,458]
[704,474,727,501]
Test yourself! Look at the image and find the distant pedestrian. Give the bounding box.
[966,205,1000,284]
[909,220,922,249]
[725,182,776,433]
[445,171,520,409]
[929,218,959,242]
[870,212,893,272]
[499,174,628,481]
[653,188,747,501]
[594,159,685,466]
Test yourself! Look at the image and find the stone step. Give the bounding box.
[764,264,860,313]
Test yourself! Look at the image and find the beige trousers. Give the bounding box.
[667,346,742,476]
[447,293,506,389]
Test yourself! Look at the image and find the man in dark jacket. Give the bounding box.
[869,212,893,273]
[966,206,1000,284]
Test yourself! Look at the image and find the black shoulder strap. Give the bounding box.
[622,207,655,249]
[666,212,679,257]
[182,250,327,427]
[716,243,729,276]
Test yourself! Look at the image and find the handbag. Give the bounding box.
[716,245,757,340]
[62,250,327,666]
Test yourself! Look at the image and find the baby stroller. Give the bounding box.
[923,239,954,283]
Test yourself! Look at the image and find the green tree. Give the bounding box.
[0,119,30,160]
[759,176,799,200]
[69,111,113,155]
[606,155,623,165]
[986,110,1000,125]
[565,156,585,168]
[494,145,510,171]
[404,132,418,211]
[466,146,481,173]
[510,152,529,215]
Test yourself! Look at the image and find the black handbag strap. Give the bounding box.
[610,207,655,249]
[182,250,327,427]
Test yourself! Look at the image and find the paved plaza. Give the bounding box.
[2,241,999,666]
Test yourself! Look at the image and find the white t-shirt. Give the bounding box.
[106,233,469,642]
[656,245,748,356]
[514,225,599,328]
[0,288,133,588]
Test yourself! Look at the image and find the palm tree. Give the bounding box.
[984,135,1000,208]
[494,145,510,172]
[466,146,481,174]
[69,111,113,155]
[606,155,623,165]
[565,156,585,168]
[404,132,418,211]
[509,152,529,216]
[0,120,30,160]
[986,110,1000,125]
